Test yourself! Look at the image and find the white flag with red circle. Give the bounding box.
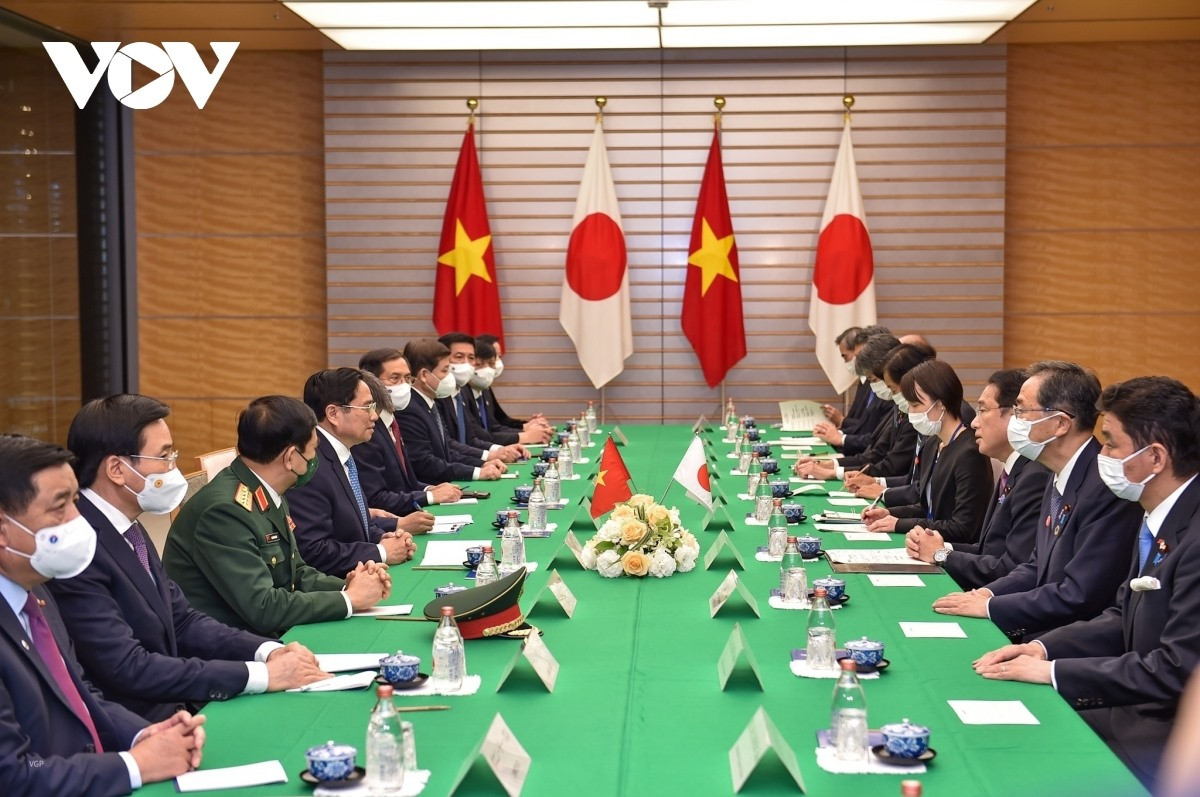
[808,119,877,394]
[672,435,712,511]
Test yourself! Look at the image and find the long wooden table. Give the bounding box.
[143,423,1148,796]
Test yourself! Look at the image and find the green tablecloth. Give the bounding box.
[144,424,1148,797]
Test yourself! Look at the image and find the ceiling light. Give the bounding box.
[660,0,1037,27]
[284,1,658,29]
[324,26,661,50]
[661,21,1007,48]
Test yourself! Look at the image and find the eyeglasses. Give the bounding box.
[1011,406,1075,420]
[128,451,180,470]
[974,405,1012,416]
[341,402,379,415]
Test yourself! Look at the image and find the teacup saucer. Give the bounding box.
[374,673,429,690]
[871,746,936,766]
[800,549,826,561]
[837,655,890,673]
[806,589,849,605]
[299,766,366,788]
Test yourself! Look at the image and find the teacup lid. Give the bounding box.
[844,636,883,652]
[769,478,788,485]
[800,535,823,543]
[307,740,356,760]
[814,575,844,585]
[380,650,419,666]
[880,718,929,738]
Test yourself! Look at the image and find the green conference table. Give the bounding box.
[144,424,1148,797]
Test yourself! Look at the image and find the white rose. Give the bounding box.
[580,542,598,570]
[675,544,699,572]
[596,549,624,578]
[649,547,677,578]
[668,507,682,527]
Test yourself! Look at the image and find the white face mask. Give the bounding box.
[909,402,944,437]
[492,358,504,379]
[470,367,496,391]
[4,514,97,579]
[387,383,411,412]
[450,362,474,388]
[428,371,457,399]
[843,358,857,376]
[869,380,893,401]
[123,461,189,514]
[894,394,911,414]
[1007,412,1063,461]
[1097,445,1154,502]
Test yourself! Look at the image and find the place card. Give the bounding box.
[709,570,760,618]
[703,531,746,571]
[449,714,531,797]
[868,574,926,587]
[496,631,560,693]
[900,621,968,638]
[576,497,604,530]
[699,501,738,532]
[728,707,806,793]
[527,569,577,618]
[692,414,712,433]
[717,622,764,691]
[610,426,629,446]
[948,699,1040,725]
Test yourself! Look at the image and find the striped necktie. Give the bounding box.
[24,593,104,752]
[344,454,371,535]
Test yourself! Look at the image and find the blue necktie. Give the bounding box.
[866,390,875,405]
[1137,520,1154,572]
[344,455,370,536]
[1048,485,1063,533]
[477,395,490,431]
[454,394,468,444]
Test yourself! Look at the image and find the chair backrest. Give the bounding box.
[197,448,237,481]
[182,470,208,506]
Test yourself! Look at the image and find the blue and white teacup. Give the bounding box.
[531,461,549,478]
[513,484,534,503]
[378,651,421,684]
[746,427,762,441]
[465,546,484,567]
[741,415,757,429]
[760,457,779,474]
[496,509,514,527]
[306,741,357,782]
[556,430,571,445]
[813,576,845,600]
[434,583,467,598]
[769,480,790,499]
[782,503,805,523]
[844,636,885,669]
[540,446,560,462]
[751,442,772,457]
[880,718,930,759]
[797,535,822,558]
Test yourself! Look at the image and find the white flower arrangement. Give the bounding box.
[582,494,700,579]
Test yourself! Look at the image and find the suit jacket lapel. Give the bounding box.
[0,586,81,720]
[318,434,365,534]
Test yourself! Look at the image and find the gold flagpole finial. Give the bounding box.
[714,96,726,129]
[595,96,607,124]
[842,94,854,123]
[466,97,479,125]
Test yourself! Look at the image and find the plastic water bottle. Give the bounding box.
[724,400,738,441]
[527,477,548,532]
[558,443,574,479]
[754,478,773,523]
[746,452,763,496]
[831,659,869,762]
[431,606,465,692]
[578,413,592,448]
[366,684,406,794]
[474,545,499,587]
[806,587,837,671]
[585,400,597,433]
[767,498,788,557]
[738,433,753,472]
[498,510,525,576]
[780,536,804,593]
[566,428,582,462]
[543,458,561,504]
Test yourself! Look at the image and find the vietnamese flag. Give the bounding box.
[590,437,634,518]
[433,123,504,346]
[808,119,876,394]
[682,126,746,388]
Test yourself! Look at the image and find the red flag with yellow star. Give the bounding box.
[682,126,746,388]
[433,123,504,345]
[590,437,633,518]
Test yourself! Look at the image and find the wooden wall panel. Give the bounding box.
[1005,42,1200,390]
[324,46,1007,423]
[135,51,327,460]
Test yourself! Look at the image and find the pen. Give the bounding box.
[396,705,451,712]
[412,565,465,571]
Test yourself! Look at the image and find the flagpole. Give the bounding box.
[659,480,674,504]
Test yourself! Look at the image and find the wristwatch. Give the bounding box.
[932,548,951,565]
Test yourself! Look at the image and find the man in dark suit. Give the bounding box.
[813,325,895,455]
[47,395,328,722]
[437,332,530,457]
[933,361,1144,640]
[906,369,1052,589]
[475,333,554,437]
[288,368,418,577]
[972,376,1200,790]
[395,339,508,484]
[469,338,553,444]
[0,435,203,796]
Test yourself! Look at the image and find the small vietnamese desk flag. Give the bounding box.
[672,435,713,511]
[808,118,876,394]
[683,124,746,388]
[590,437,633,518]
[560,121,633,389]
[434,123,504,345]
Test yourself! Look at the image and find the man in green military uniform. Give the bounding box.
[165,396,391,638]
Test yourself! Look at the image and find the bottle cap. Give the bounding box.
[901,780,923,797]
[377,684,394,697]
[814,586,827,597]
[787,536,799,543]
[839,658,857,672]
[441,606,454,616]
[482,545,493,553]
[773,498,783,506]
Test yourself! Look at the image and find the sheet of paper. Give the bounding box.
[779,399,824,432]
[288,670,377,692]
[728,707,806,793]
[815,522,870,533]
[868,574,926,587]
[843,532,892,542]
[788,481,830,493]
[176,761,288,792]
[827,497,870,507]
[419,539,491,567]
[779,436,823,446]
[900,621,968,639]
[432,513,474,525]
[499,473,518,479]
[315,653,388,672]
[441,497,479,506]
[352,604,413,617]
[949,699,1040,725]
[828,491,859,498]
[826,548,915,565]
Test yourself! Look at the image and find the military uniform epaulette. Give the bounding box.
[234,483,270,513]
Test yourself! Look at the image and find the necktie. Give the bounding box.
[431,404,449,451]
[1048,485,1063,533]
[344,455,371,536]
[454,394,468,444]
[23,593,104,752]
[390,418,413,481]
[125,521,155,581]
[1137,520,1154,572]
[996,471,1010,503]
[477,395,490,431]
[866,390,875,405]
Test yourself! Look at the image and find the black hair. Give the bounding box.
[475,339,497,361]
[1098,377,1200,478]
[986,368,1029,410]
[901,359,964,419]
[0,435,75,514]
[855,333,901,379]
[403,339,451,377]
[883,343,936,387]
[1028,361,1102,431]
[237,396,318,464]
[68,394,171,489]
[303,367,366,423]
[359,348,403,378]
[437,332,475,349]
